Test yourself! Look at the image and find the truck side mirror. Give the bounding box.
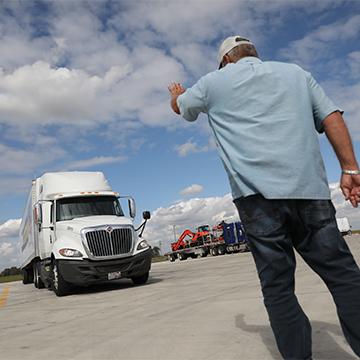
[128,198,136,219]
[143,211,151,220]
[34,204,42,225]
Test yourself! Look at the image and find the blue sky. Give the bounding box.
[0,0,359,269]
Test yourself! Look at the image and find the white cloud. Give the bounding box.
[0,242,14,256]
[279,14,360,67]
[348,51,360,79]
[322,80,360,140]
[0,219,21,270]
[0,53,185,129]
[0,142,65,175]
[180,184,204,197]
[278,14,360,140]
[66,155,127,170]
[175,138,216,157]
[0,219,21,239]
[0,177,29,195]
[171,43,215,78]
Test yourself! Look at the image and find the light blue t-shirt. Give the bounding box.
[177,57,341,200]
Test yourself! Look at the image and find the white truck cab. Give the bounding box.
[20,172,152,296]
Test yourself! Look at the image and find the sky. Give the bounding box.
[0,0,360,271]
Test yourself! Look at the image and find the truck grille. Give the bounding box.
[85,228,133,257]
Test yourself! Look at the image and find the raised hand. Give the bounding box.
[168,82,186,98]
[168,82,186,114]
[341,174,360,208]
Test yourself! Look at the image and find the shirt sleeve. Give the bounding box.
[306,71,343,133]
[176,78,207,122]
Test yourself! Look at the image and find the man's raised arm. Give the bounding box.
[323,111,360,207]
[168,82,186,114]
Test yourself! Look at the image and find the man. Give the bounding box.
[168,35,360,359]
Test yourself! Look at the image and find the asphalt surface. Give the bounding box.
[1,235,360,360]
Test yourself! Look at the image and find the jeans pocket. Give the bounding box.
[236,196,283,237]
[303,200,335,230]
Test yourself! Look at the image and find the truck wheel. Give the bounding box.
[178,253,187,261]
[33,262,45,289]
[211,248,218,256]
[22,267,33,284]
[131,272,149,285]
[218,246,225,255]
[168,254,176,262]
[52,261,72,297]
[190,254,198,259]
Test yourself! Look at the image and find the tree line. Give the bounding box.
[0,266,21,276]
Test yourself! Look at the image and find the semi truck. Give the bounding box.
[166,221,249,262]
[19,171,152,296]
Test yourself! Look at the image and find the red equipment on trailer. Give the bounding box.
[166,221,248,262]
[171,226,212,252]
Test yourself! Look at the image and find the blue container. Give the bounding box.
[223,222,236,244]
[235,222,247,243]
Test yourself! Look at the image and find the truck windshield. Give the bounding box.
[56,196,124,221]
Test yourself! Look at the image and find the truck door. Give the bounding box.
[37,201,54,258]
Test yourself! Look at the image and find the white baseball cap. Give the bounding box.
[217,36,253,69]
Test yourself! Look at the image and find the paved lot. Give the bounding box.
[1,235,360,360]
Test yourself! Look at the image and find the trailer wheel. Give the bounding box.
[178,253,187,261]
[168,254,176,262]
[211,248,218,256]
[33,262,45,289]
[52,261,72,297]
[131,271,149,285]
[22,267,33,284]
[190,254,198,259]
[218,246,225,255]
[200,251,208,257]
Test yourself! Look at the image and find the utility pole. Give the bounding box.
[173,225,177,243]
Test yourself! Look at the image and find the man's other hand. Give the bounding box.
[168,82,186,114]
[341,174,360,208]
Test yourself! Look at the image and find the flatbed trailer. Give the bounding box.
[166,221,249,262]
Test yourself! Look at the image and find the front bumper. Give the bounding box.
[57,249,152,285]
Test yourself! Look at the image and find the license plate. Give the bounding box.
[108,271,122,280]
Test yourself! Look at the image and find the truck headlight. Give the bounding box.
[137,240,150,250]
[59,248,83,257]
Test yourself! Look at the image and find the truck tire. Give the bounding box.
[52,261,72,297]
[131,271,149,285]
[210,248,218,256]
[178,253,187,261]
[168,254,176,262]
[22,267,33,284]
[218,246,225,255]
[190,253,198,259]
[200,250,208,257]
[33,262,45,289]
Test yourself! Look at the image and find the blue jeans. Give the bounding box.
[234,195,360,360]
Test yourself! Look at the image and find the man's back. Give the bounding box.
[178,57,339,200]
[170,37,360,360]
